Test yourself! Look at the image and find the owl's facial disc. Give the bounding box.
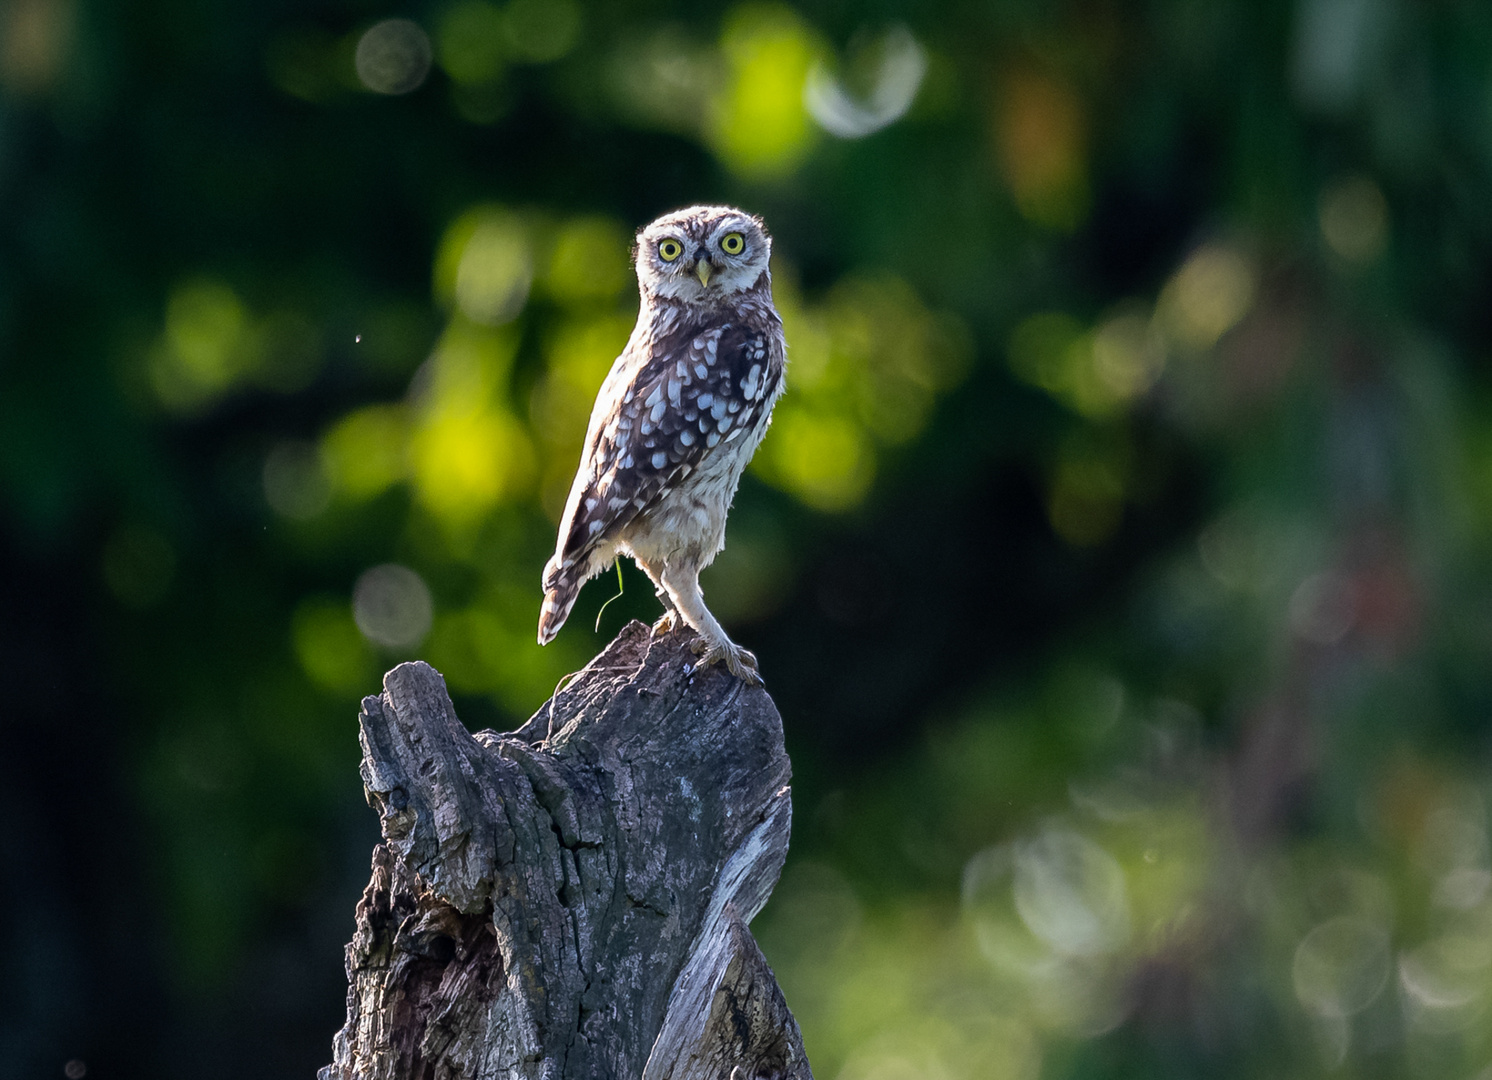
[635,205,770,302]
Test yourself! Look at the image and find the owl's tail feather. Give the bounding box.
[538,557,583,646]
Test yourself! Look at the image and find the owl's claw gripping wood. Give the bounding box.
[691,636,762,686]
[652,610,678,634]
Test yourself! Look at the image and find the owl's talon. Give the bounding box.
[691,638,762,686]
[652,610,678,634]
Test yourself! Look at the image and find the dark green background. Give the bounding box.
[4,0,1492,1076]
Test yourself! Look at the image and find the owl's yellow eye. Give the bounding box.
[658,239,683,262]
[720,232,745,255]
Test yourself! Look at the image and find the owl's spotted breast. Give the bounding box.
[556,314,783,567]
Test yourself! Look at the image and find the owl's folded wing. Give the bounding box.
[552,320,779,573]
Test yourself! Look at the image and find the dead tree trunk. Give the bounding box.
[319,621,811,1080]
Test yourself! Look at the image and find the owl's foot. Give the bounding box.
[652,609,678,634]
[690,635,762,686]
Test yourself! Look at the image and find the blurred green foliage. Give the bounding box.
[3,0,1492,1077]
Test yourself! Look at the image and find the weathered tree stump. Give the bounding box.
[320,621,811,1080]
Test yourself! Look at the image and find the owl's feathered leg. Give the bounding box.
[659,561,761,686]
[633,556,680,634]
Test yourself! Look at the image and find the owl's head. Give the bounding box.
[634,205,772,303]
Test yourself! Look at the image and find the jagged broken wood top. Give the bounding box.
[322,621,812,1080]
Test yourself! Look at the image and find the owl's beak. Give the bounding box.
[694,260,714,288]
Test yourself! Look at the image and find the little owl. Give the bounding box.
[538,205,786,685]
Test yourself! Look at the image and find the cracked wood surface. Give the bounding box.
[320,621,812,1080]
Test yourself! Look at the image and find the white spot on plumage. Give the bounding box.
[651,451,668,469]
[710,399,728,420]
[716,414,731,432]
[727,400,741,414]
[695,363,708,379]
[588,520,603,535]
[697,393,713,409]
[679,428,695,446]
[645,385,663,408]
[742,364,761,399]
[725,427,743,442]
[667,379,681,405]
[706,431,721,447]
[585,498,597,511]
[640,421,652,435]
[650,399,667,423]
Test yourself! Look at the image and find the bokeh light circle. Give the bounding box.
[355,19,433,95]
[1292,916,1391,1018]
[1013,827,1131,957]
[353,563,434,649]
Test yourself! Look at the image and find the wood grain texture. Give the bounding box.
[320,621,811,1080]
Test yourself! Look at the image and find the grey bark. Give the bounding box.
[320,621,811,1080]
